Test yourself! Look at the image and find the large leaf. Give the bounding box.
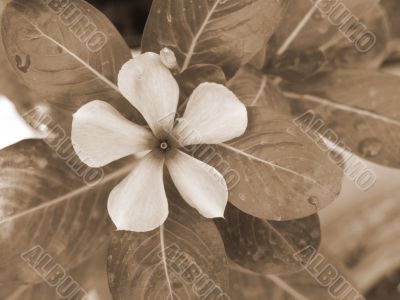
[196,105,342,220]
[1,0,134,125]
[0,140,134,284]
[107,185,229,300]
[142,0,289,79]
[216,204,321,275]
[282,69,400,168]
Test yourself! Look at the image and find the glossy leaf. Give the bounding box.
[195,67,343,219]
[142,0,289,78]
[1,0,135,124]
[0,140,134,284]
[107,185,229,300]
[196,105,342,220]
[216,204,321,275]
[282,69,400,168]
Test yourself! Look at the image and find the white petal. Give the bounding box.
[166,149,228,218]
[72,100,155,168]
[108,153,168,232]
[118,53,179,137]
[172,83,248,146]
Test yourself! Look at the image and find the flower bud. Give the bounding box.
[160,47,178,69]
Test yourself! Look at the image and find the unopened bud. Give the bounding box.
[160,47,178,69]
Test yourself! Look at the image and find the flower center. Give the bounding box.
[159,141,169,152]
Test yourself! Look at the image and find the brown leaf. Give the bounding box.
[216,204,321,275]
[0,140,134,285]
[1,0,135,124]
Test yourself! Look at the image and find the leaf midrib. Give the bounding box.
[181,0,222,72]
[20,15,122,95]
[283,91,400,127]
[219,143,337,198]
[0,162,134,226]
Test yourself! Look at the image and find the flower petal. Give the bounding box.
[118,52,179,137]
[108,153,168,232]
[166,149,228,218]
[172,83,248,146]
[72,100,156,168]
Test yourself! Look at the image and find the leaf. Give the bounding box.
[142,0,289,78]
[215,203,321,275]
[269,0,387,77]
[194,66,342,220]
[227,65,291,113]
[1,0,135,123]
[272,0,380,52]
[195,106,342,220]
[107,186,229,300]
[282,69,400,168]
[0,140,134,284]
[195,69,342,221]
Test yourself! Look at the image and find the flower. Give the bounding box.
[71,52,248,232]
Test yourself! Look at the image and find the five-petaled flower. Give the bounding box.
[72,52,248,232]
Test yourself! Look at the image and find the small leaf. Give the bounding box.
[0,140,133,284]
[107,185,229,300]
[1,0,134,122]
[282,69,400,168]
[216,204,321,275]
[142,0,289,78]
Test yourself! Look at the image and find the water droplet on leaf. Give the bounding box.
[307,196,319,209]
[358,138,383,158]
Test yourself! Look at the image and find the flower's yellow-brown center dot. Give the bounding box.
[159,141,169,151]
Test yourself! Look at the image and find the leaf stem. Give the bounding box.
[160,224,174,300]
[276,0,323,57]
